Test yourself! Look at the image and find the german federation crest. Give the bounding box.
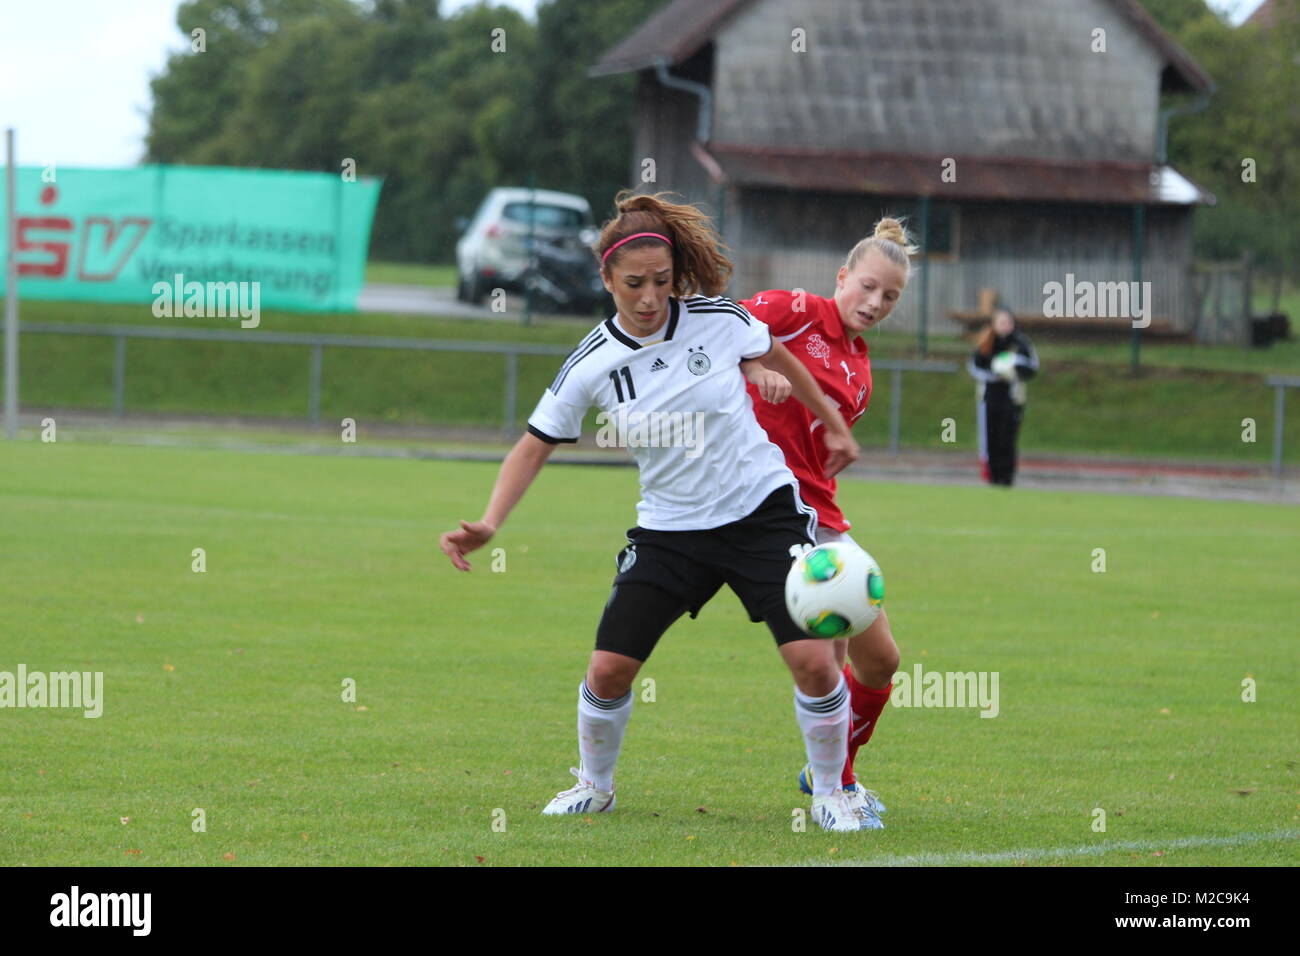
[687,346,711,375]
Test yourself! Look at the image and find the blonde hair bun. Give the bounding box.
[842,215,919,280]
[872,217,920,256]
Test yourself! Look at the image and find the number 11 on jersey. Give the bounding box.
[610,366,637,402]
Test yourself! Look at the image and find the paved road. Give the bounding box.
[358,283,482,319]
[358,282,595,323]
[835,450,1297,504]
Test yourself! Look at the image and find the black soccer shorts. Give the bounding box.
[594,484,817,661]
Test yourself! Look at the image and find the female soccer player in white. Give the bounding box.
[440,191,867,831]
[737,219,916,829]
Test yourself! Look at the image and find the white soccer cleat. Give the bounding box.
[845,781,887,816]
[843,786,885,830]
[541,767,616,816]
[800,763,887,816]
[811,789,861,832]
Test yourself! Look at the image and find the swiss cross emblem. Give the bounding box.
[806,334,831,369]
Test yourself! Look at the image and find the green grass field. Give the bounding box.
[1,441,1296,866]
[11,300,1300,464]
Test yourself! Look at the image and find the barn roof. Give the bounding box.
[708,144,1215,205]
[1245,0,1280,28]
[591,0,1214,93]
[590,0,748,77]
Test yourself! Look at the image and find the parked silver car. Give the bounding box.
[455,187,605,311]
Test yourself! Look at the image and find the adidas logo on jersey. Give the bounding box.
[649,358,669,372]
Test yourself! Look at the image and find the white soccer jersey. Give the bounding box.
[528,295,799,531]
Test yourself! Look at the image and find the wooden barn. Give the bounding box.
[1244,0,1281,29]
[591,0,1216,340]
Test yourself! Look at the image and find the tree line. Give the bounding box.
[146,0,1300,275]
[1143,0,1299,276]
[147,0,663,263]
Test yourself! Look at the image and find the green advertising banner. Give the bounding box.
[0,165,382,312]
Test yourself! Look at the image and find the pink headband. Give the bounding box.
[601,232,673,264]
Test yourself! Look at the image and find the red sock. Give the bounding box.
[841,664,892,788]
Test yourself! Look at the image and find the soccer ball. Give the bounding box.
[992,350,1018,381]
[784,542,885,639]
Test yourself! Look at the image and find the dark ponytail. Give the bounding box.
[596,190,732,297]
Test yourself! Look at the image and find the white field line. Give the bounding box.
[795,829,1300,867]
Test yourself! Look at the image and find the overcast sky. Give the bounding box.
[0,0,1266,169]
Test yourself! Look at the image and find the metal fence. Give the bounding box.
[23,321,572,435]
[20,322,956,449]
[737,252,1196,337]
[1267,376,1300,478]
[738,252,1283,346]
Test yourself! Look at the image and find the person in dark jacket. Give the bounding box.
[967,307,1039,486]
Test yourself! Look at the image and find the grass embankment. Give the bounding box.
[9,298,1300,464]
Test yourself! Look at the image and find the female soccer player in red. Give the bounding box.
[738,218,915,829]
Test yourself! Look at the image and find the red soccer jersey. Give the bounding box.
[741,290,872,532]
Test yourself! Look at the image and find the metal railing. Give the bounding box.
[22,321,572,436]
[1266,376,1299,478]
[21,321,955,447]
[877,359,958,454]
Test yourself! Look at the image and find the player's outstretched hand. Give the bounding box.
[440,520,495,571]
[822,431,860,478]
[751,368,792,404]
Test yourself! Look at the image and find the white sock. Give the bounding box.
[793,676,849,797]
[577,681,633,792]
